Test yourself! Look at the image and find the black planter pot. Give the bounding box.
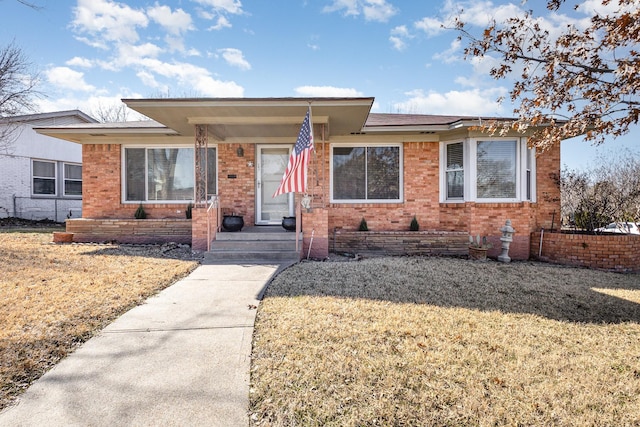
[222,215,244,232]
[282,216,296,231]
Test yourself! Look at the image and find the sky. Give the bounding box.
[2,0,638,170]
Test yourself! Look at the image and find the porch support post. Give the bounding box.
[194,124,208,205]
[192,124,214,251]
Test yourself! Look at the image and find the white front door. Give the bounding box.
[256,145,294,225]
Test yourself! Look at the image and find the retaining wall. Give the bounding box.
[531,231,640,272]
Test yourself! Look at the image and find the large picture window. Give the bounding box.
[441,138,534,203]
[476,140,517,199]
[124,146,217,202]
[331,144,402,202]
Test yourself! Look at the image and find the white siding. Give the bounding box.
[0,112,89,222]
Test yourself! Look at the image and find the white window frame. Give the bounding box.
[440,138,536,203]
[330,142,404,204]
[121,144,218,204]
[31,159,58,197]
[62,162,82,197]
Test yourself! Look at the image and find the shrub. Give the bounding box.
[410,215,419,231]
[134,203,146,219]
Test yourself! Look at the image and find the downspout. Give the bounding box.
[538,228,544,258]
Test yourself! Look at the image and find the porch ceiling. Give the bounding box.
[122,97,375,141]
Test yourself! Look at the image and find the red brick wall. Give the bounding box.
[66,218,191,244]
[81,138,560,259]
[82,144,192,219]
[318,141,560,260]
[191,205,218,251]
[217,143,255,224]
[302,207,328,259]
[531,231,640,272]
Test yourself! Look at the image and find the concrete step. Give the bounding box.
[205,226,301,263]
[204,248,300,263]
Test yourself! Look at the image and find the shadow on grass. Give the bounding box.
[264,256,640,324]
[77,243,203,262]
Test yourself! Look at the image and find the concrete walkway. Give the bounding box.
[0,263,281,427]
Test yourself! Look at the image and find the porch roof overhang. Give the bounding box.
[123,97,374,141]
[35,97,375,144]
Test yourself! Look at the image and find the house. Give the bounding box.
[0,110,97,222]
[35,97,560,260]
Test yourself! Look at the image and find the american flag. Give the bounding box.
[273,108,314,197]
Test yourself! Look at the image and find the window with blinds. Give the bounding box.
[445,142,464,200]
[32,160,57,196]
[476,140,517,199]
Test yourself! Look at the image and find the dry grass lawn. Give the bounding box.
[251,257,640,426]
[0,231,198,410]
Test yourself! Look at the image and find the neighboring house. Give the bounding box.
[0,110,97,222]
[35,97,561,260]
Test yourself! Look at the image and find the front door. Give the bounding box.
[256,145,294,225]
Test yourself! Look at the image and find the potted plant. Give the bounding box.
[469,234,492,260]
[358,218,369,231]
[282,216,296,231]
[222,213,244,232]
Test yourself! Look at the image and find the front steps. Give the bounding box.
[203,226,302,264]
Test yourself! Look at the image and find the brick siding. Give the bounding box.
[531,231,640,272]
[66,218,191,244]
[78,139,560,261]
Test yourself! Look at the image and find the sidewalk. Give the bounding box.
[0,263,281,427]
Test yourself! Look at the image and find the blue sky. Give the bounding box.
[3,0,638,170]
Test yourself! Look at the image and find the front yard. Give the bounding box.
[251,257,640,426]
[1,230,639,425]
[0,231,199,410]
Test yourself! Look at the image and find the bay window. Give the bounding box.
[441,138,535,202]
[123,146,217,203]
[331,144,402,202]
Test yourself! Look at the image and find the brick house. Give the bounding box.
[36,97,560,261]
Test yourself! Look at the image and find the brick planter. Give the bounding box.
[333,230,469,257]
[53,232,74,243]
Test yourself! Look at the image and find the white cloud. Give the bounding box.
[389,25,411,51]
[209,15,232,30]
[36,94,146,121]
[218,48,251,70]
[294,86,364,97]
[414,16,444,37]
[72,0,148,44]
[192,0,244,15]
[432,38,462,63]
[392,88,508,116]
[66,57,94,68]
[147,4,193,35]
[46,67,96,92]
[134,58,244,97]
[323,0,397,22]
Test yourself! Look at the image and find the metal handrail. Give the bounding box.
[206,195,219,251]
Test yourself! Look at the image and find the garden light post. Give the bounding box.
[498,219,515,263]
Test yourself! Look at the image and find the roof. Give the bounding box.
[33,98,519,144]
[1,110,98,125]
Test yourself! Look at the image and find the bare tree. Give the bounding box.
[0,41,40,152]
[90,102,130,123]
[456,0,640,150]
[561,149,640,231]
